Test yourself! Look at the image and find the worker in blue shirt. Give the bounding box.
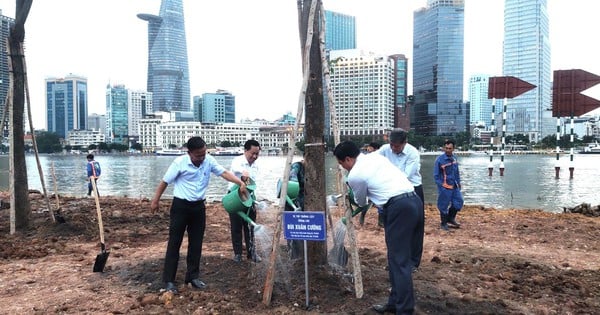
[433,139,464,231]
[86,154,101,197]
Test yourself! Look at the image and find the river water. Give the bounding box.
[1,153,598,213]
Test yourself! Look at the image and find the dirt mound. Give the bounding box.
[0,193,599,314]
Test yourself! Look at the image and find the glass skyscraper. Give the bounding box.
[412,0,466,136]
[324,11,356,51]
[45,75,88,139]
[503,0,551,142]
[0,11,14,137]
[468,75,496,128]
[138,0,190,113]
[197,90,236,124]
[105,84,129,145]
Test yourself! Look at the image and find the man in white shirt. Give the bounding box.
[377,128,424,270]
[227,139,261,263]
[334,141,423,315]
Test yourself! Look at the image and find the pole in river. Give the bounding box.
[569,114,575,179]
[487,76,535,177]
[488,98,496,177]
[555,117,561,179]
[499,97,507,176]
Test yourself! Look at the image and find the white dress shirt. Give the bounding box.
[377,143,422,186]
[347,153,414,207]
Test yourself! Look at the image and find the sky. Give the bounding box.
[1,0,600,130]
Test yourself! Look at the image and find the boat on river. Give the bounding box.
[155,149,186,156]
[579,142,600,154]
[211,148,243,156]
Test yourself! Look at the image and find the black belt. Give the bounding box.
[384,191,417,208]
[174,197,205,206]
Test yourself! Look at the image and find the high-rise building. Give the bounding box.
[45,75,88,139]
[128,90,153,136]
[196,90,236,124]
[324,10,357,138]
[390,54,409,130]
[503,0,551,142]
[413,0,466,136]
[88,113,106,135]
[329,49,395,137]
[324,11,356,51]
[138,0,190,112]
[106,84,128,144]
[0,10,13,137]
[468,75,495,128]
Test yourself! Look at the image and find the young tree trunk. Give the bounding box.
[8,0,34,231]
[299,0,327,265]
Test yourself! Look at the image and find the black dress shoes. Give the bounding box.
[372,303,396,314]
[233,254,242,263]
[165,282,178,294]
[185,278,206,289]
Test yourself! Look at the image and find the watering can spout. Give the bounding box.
[235,211,263,233]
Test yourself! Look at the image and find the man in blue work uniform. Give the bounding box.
[334,141,423,315]
[434,139,464,231]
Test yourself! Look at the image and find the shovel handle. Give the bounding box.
[91,179,105,245]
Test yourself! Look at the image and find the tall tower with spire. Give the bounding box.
[138,0,191,113]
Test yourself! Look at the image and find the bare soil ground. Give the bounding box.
[0,192,599,314]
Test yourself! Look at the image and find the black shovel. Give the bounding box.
[91,179,109,272]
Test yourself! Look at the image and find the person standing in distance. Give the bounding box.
[334,141,423,315]
[377,128,424,270]
[434,139,464,231]
[228,139,262,263]
[150,136,247,294]
[86,154,101,197]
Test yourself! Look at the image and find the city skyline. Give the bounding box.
[0,0,599,131]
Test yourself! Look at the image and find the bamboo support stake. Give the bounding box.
[51,162,60,209]
[262,0,317,306]
[8,72,15,234]
[318,3,363,298]
[20,43,56,222]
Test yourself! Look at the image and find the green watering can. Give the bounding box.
[222,179,263,233]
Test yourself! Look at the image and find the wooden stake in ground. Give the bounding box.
[262,0,317,306]
[21,44,56,223]
[318,2,363,299]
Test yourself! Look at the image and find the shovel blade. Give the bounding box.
[93,251,110,272]
[54,213,66,224]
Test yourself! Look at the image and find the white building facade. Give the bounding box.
[329,49,396,137]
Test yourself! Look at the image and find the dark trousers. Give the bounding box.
[229,206,257,258]
[162,197,206,283]
[382,193,424,315]
[87,178,99,196]
[412,185,425,268]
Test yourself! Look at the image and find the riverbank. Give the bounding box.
[1,192,599,314]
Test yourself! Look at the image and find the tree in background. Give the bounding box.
[35,131,62,153]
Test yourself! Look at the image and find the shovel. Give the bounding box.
[91,179,109,272]
[50,162,66,224]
